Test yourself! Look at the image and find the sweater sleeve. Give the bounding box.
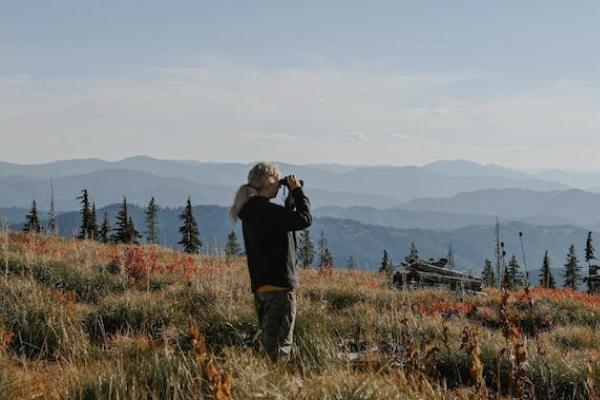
[266,187,312,232]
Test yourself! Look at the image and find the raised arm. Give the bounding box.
[266,187,312,231]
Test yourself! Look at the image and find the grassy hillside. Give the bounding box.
[5,204,596,281]
[0,232,599,399]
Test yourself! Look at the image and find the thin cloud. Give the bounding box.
[243,133,297,141]
[387,132,416,141]
[3,61,600,169]
[343,131,368,142]
[401,107,452,117]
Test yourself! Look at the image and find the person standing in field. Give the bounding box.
[229,162,312,362]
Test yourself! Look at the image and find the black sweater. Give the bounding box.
[238,187,312,292]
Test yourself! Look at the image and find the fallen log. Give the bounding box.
[409,262,472,279]
[394,270,482,291]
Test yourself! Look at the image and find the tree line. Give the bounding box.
[21,189,337,265]
[21,190,244,257]
[18,192,600,291]
[297,228,335,268]
[375,231,599,295]
[480,223,599,294]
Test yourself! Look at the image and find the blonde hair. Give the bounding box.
[229,161,281,222]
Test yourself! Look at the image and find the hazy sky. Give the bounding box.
[2,1,600,170]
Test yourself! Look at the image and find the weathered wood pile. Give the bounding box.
[393,257,482,291]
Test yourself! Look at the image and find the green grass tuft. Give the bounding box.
[83,291,184,344]
[0,278,89,360]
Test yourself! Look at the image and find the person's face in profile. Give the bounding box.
[262,173,280,199]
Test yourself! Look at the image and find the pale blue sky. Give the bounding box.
[2,1,600,169]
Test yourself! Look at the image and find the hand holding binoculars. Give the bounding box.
[278,175,304,190]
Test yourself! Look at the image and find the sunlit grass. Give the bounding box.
[0,232,599,399]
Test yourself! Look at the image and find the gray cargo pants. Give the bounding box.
[253,290,297,362]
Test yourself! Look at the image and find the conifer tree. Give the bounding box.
[585,231,595,266]
[379,249,394,287]
[447,244,455,269]
[584,232,599,294]
[507,254,524,288]
[378,249,392,273]
[99,212,110,244]
[23,199,41,233]
[77,189,94,239]
[538,250,556,289]
[224,230,241,258]
[563,244,581,290]
[145,197,159,244]
[297,228,315,268]
[482,259,495,287]
[90,203,99,240]
[127,216,141,245]
[178,197,202,254]
[111,196,131,244]
[405,241,419,264]
[47,177,58,235]
[317,230,333,266]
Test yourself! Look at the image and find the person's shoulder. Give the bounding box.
[249,195,270,206]
[239,195,269,216]
[253,197,288,215]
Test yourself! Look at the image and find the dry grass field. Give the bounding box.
[1,232,599,399]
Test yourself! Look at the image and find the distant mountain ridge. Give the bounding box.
[0,168,401,211]
[535,169,600,190]
[422,160,528,179]
[404,188,600,226]
[314,205,579,231]
[0,156,570,210]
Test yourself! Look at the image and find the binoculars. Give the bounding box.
[278,177,304,188]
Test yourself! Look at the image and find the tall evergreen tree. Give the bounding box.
[178,197,202,254]
[23,199,41,233]
[507,254,524,288]
[447,244,455,269]
[585,231,595,267]
[47,177,58,235]
[379,249,393,287]
[563,244,581,290]
[538,250,556,289]
[99,212,110,244]
[111,196,131,244]
[79,190,90,237]
[481,258,495,287]
[584,232,599,294]
[318,230,333,267]
[297,228,315,268]
[224,230,241,258]
[90,203,99,240]
[77,189,95,239]
[405,241,419,264]
[378,249,392,273]
[145,197,159,244]
[127,217,141,245]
